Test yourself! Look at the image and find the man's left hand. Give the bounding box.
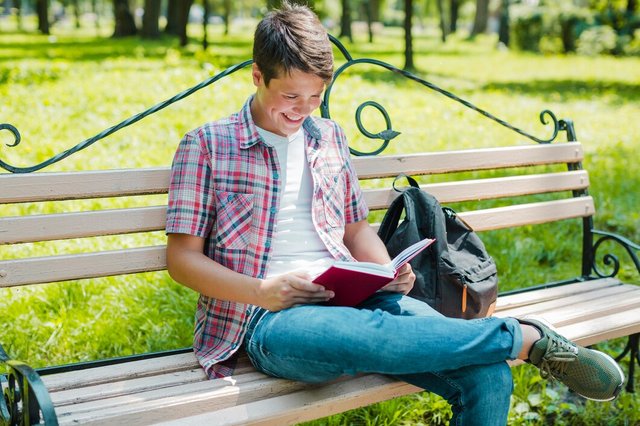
[380,263,415,295]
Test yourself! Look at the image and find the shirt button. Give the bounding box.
[227,195,233,201]
[265,241,271,248]
[270,207,277,214]
[273,173,279,180]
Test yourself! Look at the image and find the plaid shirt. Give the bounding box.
[166,97,369,378]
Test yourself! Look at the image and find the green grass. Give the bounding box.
[1,20,639,424]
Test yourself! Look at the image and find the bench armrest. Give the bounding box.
[0,342,58,425]
[591,229,640,279]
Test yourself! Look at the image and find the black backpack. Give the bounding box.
[377,175,498,319]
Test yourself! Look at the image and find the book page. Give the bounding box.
[389,237,434,271]
[329,261,395,278]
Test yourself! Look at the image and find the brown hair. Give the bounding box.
[253,1,334,86]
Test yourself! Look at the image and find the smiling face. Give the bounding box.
[250,64,325,137]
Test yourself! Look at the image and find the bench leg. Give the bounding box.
[614,333,639,393]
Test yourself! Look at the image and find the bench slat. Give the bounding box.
[55,374,312,426]
[156,375,421,426]
[41,352,200,392]
[364,171,589,209]
[352,143,584,179]
[557,306,640,347]
[495,278,622,311]
[0,246,166,288]
[497,284,640,327]
[0,144,583,204]
[0,206,166,244]
[0,168,170,203]
[460,197,594,231]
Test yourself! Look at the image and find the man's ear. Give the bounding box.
[252,63,263,87]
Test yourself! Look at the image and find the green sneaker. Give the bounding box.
[520,317,625,401]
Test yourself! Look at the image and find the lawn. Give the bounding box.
[1,18,639,425]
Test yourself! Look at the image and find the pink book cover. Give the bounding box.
[312,237,435,307]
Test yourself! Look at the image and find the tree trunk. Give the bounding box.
[498,0,509,46]
[340,0,352,42]
[36,0,49,34]
[113,0,137,37]
[628,0,637,13]
[223,0,230,35]
[470,0,489,37]
[91,0,100,30]
[202,0,209,49]
[71,0,80,28]
[436,0,447,42]
[177,0,194,47]
[165,0,179,34]
[141,0,161,38]
[404,0,415,71]
[362,0,374,43]
[449,0,459,33]
[14,0,23,30]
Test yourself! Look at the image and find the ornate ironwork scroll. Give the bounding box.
[1,344,58,426]
[590,229,640,279]
[322,35,568,156]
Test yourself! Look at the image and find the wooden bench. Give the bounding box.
[1,38,639,425]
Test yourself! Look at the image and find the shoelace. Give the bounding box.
[538,335,578,380]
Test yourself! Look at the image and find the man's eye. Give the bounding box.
[284,95,297,100]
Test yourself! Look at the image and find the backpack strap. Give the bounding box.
[377,174,420,243]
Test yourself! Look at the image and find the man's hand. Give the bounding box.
[380,263,415,295]
[258,271,335,311]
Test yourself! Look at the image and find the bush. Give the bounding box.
[577,25,617,56]
[623,29,640,56]
[511,5,544,52]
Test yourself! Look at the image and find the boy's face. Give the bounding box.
[251,64,325,137]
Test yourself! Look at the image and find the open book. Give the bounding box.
[313,237,435,307]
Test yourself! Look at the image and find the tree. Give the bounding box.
[498,0,509,46]
[470,0,489,37]
[340,0,353,42]
[141,0,161,38]
[361,0,374,42]
[177,0,194,46]
[113,0,137,36]
[449,0,461,33]
[404,0,415,70]
[222,0,231,35]
[36,0,49,34]
[436,0,447,42]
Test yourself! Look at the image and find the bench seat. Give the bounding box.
[37,277,640,426]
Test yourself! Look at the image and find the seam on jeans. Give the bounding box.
[432,370,464,426]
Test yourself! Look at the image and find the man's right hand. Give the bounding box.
[258,272,334,311]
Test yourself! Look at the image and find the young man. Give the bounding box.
[166,2,624,424]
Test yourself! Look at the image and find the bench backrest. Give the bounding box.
[0,141,592,289]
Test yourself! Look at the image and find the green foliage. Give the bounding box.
[577,25,618,55]
[511,4,545,52]
[1,24,639,424]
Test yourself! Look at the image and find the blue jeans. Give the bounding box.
[244,292,522,426]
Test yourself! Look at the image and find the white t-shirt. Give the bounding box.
[255,127,334,278]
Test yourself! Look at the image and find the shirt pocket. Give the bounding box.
[214,191,255,250]
[319,173,346,228]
